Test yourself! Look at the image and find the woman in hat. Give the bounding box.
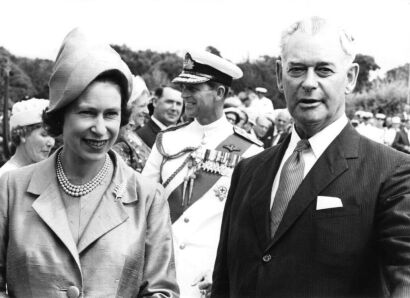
[113,75,152,172]
[0,98,55,177]
[0,28,178,297]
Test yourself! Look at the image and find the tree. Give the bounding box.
[346,80,407,117]
[385,63,409,83]
[0,47,36,105]
[353,54,379,92]
[15,57,54,99]
[233,55,286,108]
[205,46,221,57]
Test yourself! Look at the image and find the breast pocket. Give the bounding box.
[312,205,364,267]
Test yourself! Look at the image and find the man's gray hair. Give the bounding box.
[280,16,356,62]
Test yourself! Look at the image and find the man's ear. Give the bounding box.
[152,97,159,108]
[276,59,284,93]
[345,62,359,94]
[216,86,226,101]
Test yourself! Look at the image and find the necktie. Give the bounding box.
[270,139,310,238]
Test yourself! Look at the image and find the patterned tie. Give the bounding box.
[270,139,310,238]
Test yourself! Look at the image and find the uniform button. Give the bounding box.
[184,218,189,223]
[262,254,271,263]
[67,286,81,298]
[179,243,186,249]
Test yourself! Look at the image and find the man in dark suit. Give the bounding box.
[392,119,410,153]
[137,86,183,148]
[212,16,410,298]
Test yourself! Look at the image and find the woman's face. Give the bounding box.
[22,126,55,163]
[62,80,122,163]
[130,91,149,127]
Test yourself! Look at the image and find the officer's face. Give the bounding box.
[277,28,359,138]
[181,83,217,122]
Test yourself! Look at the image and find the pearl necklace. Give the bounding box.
[56,151,111,197]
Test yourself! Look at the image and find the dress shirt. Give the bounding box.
[151,116,168,131]
[270,115,348,208]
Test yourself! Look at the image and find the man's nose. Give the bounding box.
[301,68,318,92]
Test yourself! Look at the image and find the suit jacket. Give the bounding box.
[264,131,289,148]
[137,118,162,149]
[392,129,410,153]
[212,124,410,298]
[0,150,178,297]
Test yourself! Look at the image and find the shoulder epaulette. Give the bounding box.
[162,120,192,133]
[233,126,263,147]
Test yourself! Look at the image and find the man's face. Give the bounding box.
[254,117,272,138]
[181,83,217,121]
[275,113,290,132]
[153,87,183,126]
[277,29,359,137]
[405,120,410,130]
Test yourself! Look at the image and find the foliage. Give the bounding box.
[234,55,286,108]
[0,47,37,106]
[111,45,182,90]
[15,57,54,99]
[353,54,380,92]
[346,80,408,117]
[205,46,221,57]
[385,63,409,83]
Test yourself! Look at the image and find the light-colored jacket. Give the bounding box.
[0,150,179,298]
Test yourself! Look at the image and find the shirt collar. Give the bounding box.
[151,116,168,130]
[193,115,231,132]
[289,115,348,159]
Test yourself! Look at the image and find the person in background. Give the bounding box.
[143,49,262,298]
[254,87,275,117]
[383,116,398,146]
[0,98,55,177]
[237,108,249,129]
[137,86,183,148]
[253,115,274,148]
[392,118,410,153]
[212,16,410,298]
[224,107,242,126]
[0,28,178,297]
[269,109,291,147]
[113,75,152,172]
[356,111,384,143]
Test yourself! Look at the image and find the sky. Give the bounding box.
[0,0,409,76]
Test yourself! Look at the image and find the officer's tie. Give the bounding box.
[270,139,310,238]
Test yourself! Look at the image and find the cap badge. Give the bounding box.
[183,54,195,70]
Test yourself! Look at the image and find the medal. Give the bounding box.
[214,185,228,201]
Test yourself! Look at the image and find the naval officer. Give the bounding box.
[143,49,263,297]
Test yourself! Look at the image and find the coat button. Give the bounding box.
[262,254,271,263]
[67,286,81,298]
[184,218,189,223]
[179,243,186,249]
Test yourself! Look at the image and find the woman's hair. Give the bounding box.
[43,70,131,137]
[10,123,43,147]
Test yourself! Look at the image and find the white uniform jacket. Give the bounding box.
[143,116,262,297]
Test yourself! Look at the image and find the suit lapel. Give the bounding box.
[77,153,136,254]
[267,124,359,250]
[29,154,81,269]
[403,130,410,145]
[149,119,161,135]
[250,136,290,248]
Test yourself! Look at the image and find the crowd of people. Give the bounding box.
[0,15,409,298]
